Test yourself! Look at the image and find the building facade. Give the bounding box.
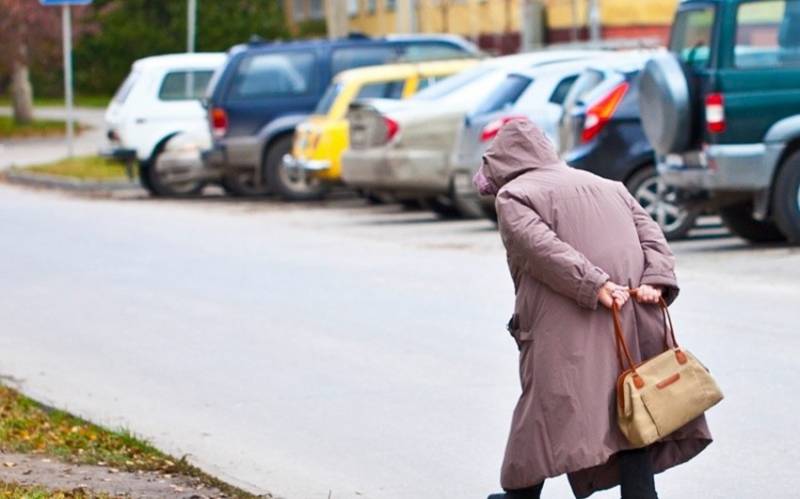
[284,0,679,53]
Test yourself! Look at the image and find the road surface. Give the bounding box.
[0,107,106,170]
[1,184,798,498]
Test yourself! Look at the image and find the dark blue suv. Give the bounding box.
[203,34,479,197]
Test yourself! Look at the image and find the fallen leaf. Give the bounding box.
[3,462,16,468]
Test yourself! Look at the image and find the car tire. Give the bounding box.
[424,196,461,219]
[720,201,785,243]
[638,53,695,156]
[142,148,206,197]
[266,135,328,201]
[771,150,800,243]
[626,165,698,240]
[450,170,484,219]
[221,169,271,197]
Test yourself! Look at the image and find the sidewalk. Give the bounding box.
[0,107,107,170]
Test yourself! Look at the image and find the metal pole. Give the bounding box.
[62,4,74,158]
[187,0,196,53]
[588,0,601,43]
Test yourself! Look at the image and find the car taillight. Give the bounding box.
[481,116,525,142]
[384,116,399,143]
[210,107,228,138]
[705,92,726,134]
[581,82,629,143]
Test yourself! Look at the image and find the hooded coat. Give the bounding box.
[480,119,712,497]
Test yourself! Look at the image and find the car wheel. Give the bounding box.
[450,170,484,219]
[424,196,461,219]
[143,149,206,197]
[771,150,800,243]
[266,135,328,201]
[720,201,785,243]
[626,165,697,240]
[221,166,271,197]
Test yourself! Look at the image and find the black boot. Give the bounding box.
[487,482,544,499]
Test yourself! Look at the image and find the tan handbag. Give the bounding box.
[612,298,723,448]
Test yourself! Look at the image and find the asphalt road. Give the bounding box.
[1,184,799,499]
[0,107,107,170]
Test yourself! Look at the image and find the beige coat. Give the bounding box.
[482,119,712,497]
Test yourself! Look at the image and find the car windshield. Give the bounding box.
[315,82,343,115]
[411,64,494,101]
[669,5,716,68]
[472,74,532,115]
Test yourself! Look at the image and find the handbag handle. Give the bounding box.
[611,292,687,387]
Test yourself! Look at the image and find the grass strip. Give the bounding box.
[0,385,262,498]
[23,156,131,181]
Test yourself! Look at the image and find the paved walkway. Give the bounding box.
[0,106,107,170]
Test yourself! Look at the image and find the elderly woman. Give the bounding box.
[476,119,712,499]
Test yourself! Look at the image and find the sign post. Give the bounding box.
[40,0,92,158]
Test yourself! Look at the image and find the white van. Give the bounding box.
[104,52,226,196]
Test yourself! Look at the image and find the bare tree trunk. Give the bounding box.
[324,0,349,39]
[11,65,34,125]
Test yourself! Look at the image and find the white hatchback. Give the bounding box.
[104,52,226,196]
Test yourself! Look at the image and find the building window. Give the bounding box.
[367,0,376,14]
[292,0,304,21]
[386,0,397,10]
[348,0,359,16]
[309,0,324,19]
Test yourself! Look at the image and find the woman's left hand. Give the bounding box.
[632,284,662,304]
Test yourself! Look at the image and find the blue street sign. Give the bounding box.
[40,0,92,5]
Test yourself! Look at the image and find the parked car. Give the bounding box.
[448,58,616,218]
[201,34,480,198]
[340,50,604,216]
[103,52,226,196]
[558,52,699,240]
[640,0,800,242]
[282,58,478,200]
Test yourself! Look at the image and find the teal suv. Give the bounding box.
[639,0,800,242]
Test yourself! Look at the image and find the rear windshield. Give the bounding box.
[158,70,214,101]
[472,74,532,115]
[735,0,800,68]
[412,64,494,101]
[228,51,316,100]
[315,82,342,115]
[669,5,716,68]
[112,70,140,104]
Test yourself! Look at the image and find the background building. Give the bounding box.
[284,0,678,53]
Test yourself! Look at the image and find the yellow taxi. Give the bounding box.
[283,58,478,194]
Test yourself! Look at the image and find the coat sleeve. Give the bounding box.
[622,186,680,304]
[496,189,610,310]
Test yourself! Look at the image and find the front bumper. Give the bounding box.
[658,143,784,192]
[340,147,450,194]
[283,154,331,174]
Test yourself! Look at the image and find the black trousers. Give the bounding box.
[503,448,658,499]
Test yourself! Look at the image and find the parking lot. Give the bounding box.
[2,183,799,498]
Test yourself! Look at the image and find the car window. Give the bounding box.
[669,6,716,68]
[331,46,398,75]
[112,70,140,104]
[549,75,579,105]
[400,42,468,61]
[412,64,494,101]
[562,69,604,113]
[158,70,214,101]
[415,75,449,92]
[356,81,405,99]
[472,74,532,115]
[229,51,315,100]
[314,82,342,115]
[735,0,800,68]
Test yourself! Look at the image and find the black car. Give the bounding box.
[203,34,479,199]
[559,55,698,240]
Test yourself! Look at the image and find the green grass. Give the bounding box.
[24,156,131,182]
[0,482,117,498]
[0,116,70,139]
[0,95,110,108]
[0,385,261,499]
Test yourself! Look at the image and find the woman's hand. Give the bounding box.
[632,284,662,304]
[597,281,630,309]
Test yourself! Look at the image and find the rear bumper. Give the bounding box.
[204,137,261,171]
[340,148,450,194]
[658,143,784,192]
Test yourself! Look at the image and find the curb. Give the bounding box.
[0,168,142,194]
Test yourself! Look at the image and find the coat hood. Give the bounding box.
[475,118,564,195]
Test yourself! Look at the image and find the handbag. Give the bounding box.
[612,297,723,447]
